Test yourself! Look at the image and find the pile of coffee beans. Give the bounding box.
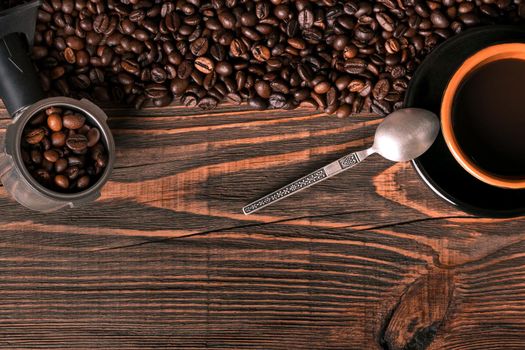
[31,0,525,116]
[21,107,108,192]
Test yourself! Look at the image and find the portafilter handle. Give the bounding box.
[0,33,45,117]
[0,0,44,116]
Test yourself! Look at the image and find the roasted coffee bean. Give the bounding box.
[194,57,214,74]
[249,96,268,110]
[43,149,59,163]
[255,80,271,99]
[25,128,45,144]
[198,96,218,110]
[66,166,80,180]
[47,113,63,131]
[336,104,352,118]
[86,128,101,147]
[31,149,43,164]
[66,134,89,152]
[151,67,167,83]
[171,78,189,95]
[190,37,209,56]
[372,79,390,100]
[51,132,66,147]
[77,175,90,189]
[252,45,270,62]
[298,9,314,28]
[314,81,331,94]
[55,158,68,173]
[35,169,51,183]
[430,11,449,29]
[269,93,287,108]
[345,58,367,74]
[54,174,70,189]
[63,113,85,129]
[376,12,395,32]
[145,84,168,99]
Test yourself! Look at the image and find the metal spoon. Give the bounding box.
[242,108,440,215]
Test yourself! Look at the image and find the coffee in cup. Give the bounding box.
[441,43,525,189]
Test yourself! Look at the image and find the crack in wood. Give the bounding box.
[91,209,375,251]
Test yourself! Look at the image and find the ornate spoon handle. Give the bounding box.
[242,148,374,215]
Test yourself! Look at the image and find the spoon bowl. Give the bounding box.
[373,108,440,162]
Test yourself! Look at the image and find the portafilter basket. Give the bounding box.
[0,0,115,212]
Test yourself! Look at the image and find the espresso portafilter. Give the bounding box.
[0,0,115,212]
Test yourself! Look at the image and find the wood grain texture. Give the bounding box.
[0,102,523,349]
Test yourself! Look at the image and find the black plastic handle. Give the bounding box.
[0,0,44,116]
[0,33,44,116]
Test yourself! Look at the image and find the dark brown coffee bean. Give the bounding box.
[65,166,80,180]
[344,58,367,74]
[269,93,287,109]
[372,99,392,115]
[145,84,168,99]
[63,113,85,129]
[230,38,247,57]
[47,113,63,132]
[355,26,374,42]
[372,79,390,101]
[376,12,395,32]
[86,128,101,147]
[255,80,271,99]
[459,13,480,26]
[77,175,90,189]
[31,150,43,164]
[34,169,51,183]
[25,128,45,144]
[194,57,214,74]
[430,10,449,28]
[55,158,68,173]
[51,132,67,147]
[314,81,331,94]
[336,104,352,118]
[66,134,88,152]
[171,78,189,95]
[43,149,59,163]
[63,47,76,64]
[252,45,271,62]
[55,174,70,189]
[298,9,314,28]
[256,2,270,19]
[226,92,242,104]
[249,96,268,110]
[66,36,84,50]
[190,37,209,56]
[214,61,232,77]
[67,155,85,167]
[151,67,167,83]
[93,14,110,34]
[181,93,199,107]
[198,96,218,110]
[218,11,236,29]
[178,60,193,79]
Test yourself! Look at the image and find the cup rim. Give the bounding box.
[441,43,525,189]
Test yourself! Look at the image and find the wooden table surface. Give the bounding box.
[0,103,523,349]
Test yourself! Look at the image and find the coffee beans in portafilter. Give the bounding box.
[21,107,108,193]
[32,0,525,116]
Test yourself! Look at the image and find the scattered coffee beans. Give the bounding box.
[21,106,108,193]
[22,0,525,114]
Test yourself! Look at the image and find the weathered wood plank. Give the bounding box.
[0,102,523,349]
